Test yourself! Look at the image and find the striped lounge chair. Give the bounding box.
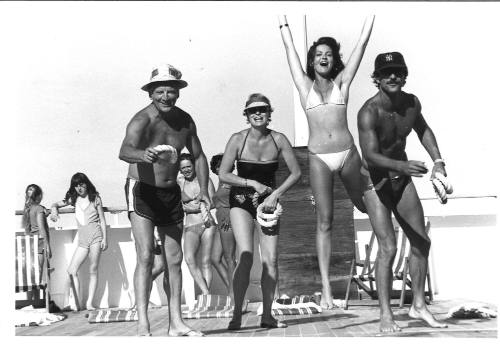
[15,233,51,312]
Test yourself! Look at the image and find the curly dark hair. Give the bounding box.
[306,37,345,81]
[210,153,234,174]
[64,172,99,206]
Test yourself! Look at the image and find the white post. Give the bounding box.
[290,15,309,147]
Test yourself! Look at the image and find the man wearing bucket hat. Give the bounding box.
[357,52,449,332]
[119,63,209,336]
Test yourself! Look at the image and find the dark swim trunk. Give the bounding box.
[125,178,184,227]
[362,169,412,206]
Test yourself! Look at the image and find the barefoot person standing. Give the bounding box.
[119,64,209,336]
[357,52,448,332]
[278,14,374,309]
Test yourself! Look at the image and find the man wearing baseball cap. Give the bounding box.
[357,52,449,332]
[119,63,209,336]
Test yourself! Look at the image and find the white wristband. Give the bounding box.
[434,158,445,165]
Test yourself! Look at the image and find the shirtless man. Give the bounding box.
[357,52,448,332]
[119,64,210,336]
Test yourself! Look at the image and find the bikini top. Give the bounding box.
[236,130,279,187]
[305,80,346,110]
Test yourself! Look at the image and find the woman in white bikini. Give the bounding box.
[278,14,374,309]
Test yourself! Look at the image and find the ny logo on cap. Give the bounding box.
[385,54,393,62]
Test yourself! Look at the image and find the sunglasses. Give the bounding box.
[245,106,269,115]
[378,67,407,78]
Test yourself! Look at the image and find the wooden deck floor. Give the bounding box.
[15,299,497,338]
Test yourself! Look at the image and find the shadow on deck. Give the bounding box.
[15,299,497,338]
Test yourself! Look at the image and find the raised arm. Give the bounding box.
[278,15,311,100]
[358,103,427,177]
[185,120,211,208]
[118,115,159,164]
[412,98,447,178]
[341,15,375,88]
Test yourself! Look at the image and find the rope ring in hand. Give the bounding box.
[256,202,283,227]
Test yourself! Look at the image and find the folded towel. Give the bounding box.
[88,309,138,323]
[182,294,248,319]
[257,300,322,316]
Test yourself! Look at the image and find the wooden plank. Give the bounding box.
[275,147,356,298]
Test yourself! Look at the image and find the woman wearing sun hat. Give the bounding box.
[218,93,301,330]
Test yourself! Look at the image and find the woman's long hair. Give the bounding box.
[22,184,43,233]
[64,172,99,206]
[306,37,345,81]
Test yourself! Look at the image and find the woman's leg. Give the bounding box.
[210,228,230,291]
[339,146,367,213]
[183,225,209,294]
[228,208,255,328]
[309,153,335,309]
[199,225,216,290]
[258,225,286,327]
[220,225,237,298]
[86,241,102,310]
[67,246,90,309]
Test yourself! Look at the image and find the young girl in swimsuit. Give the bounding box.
[210,153,236,295]
[178,153,218,295]
[22,184,52,271]
[219,93,301,330]
[278,15,374,309]
[50,172,108,310]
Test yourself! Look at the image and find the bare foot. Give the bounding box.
[320,287,334,310]
[380,316,402,333]
[169,322,204,337]
[137,321,151,336]
[86,304,96,311]
[409,306,448,328]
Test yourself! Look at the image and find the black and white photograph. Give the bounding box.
[3,0,498,348]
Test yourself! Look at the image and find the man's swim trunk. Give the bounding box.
[125,178,184,227]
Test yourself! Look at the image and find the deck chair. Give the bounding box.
[343,219,433,310]
[15,233,52,312]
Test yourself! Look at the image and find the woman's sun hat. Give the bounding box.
[141,63,188,92]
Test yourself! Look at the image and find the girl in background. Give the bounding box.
[50,172,107,310]
[22,184,52,270]
[178,153,220,294]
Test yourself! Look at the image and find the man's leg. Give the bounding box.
[159,222,203,336]
[393,182,447,328]
[130,212,155,336]
[363,189,401,332]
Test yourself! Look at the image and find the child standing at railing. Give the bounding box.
[50,172,107,310]
[22,184,52,270]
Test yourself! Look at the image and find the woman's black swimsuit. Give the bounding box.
[229,130,279,219]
